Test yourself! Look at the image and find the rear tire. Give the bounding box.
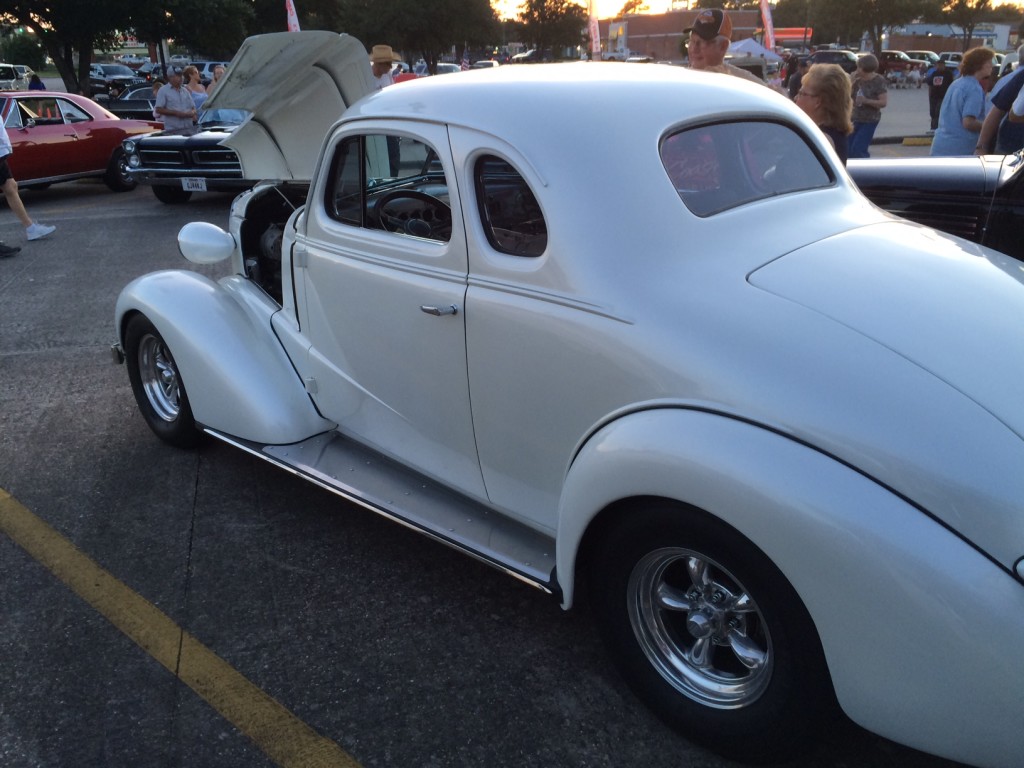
[153,185,193,204]
[104,147,136,192]
[589,500,836,763]
[124,314,202,449]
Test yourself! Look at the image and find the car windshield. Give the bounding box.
[197,108,249,126]
[120,86,154,100]
[661,120,833,217]
[100,64,136,76]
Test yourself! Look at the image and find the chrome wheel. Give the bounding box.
[137,332,181,422]
[628,547,772,709]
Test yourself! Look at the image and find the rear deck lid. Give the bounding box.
[205,31,374,181]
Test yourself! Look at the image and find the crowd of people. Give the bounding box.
[688,8,1024,164]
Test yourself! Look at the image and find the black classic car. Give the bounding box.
[849,152,1024,261]
[94,84,158,121]
[122,108,250,203]
[89,63,147,96]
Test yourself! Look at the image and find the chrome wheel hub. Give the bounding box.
[628,547,773,709]
[138,333,181,422]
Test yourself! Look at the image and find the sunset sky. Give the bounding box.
[494,0,1023,21]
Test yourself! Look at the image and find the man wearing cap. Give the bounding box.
[684,9,763,85]
[370,44,400,91]
[154,67,197,130]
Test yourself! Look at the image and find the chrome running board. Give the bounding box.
[205,429,558,596]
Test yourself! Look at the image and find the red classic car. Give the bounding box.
[1,91,160,192]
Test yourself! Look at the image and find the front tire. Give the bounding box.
[153,185,193,204]
[124,314,202,449]
[589,501,836,763]
[104,147,136,192]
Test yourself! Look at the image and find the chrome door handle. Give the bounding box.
[420,304,459,316]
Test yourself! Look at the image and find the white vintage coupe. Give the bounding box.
[113,32,1024,767]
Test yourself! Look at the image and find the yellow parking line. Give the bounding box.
[0,488,361,768]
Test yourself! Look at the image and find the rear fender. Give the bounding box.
[556,408,1024,764]
[116,270,334,443]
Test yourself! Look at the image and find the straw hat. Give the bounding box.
[370,44,401,64]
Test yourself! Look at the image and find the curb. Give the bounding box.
[873,135,933,146]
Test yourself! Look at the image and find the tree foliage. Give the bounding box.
[942,0,993,51]
[617,0,649,15]
[0,0,131,93]
[516,0,588,57]
[336,0,498,73]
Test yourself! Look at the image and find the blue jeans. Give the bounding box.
[848,121,879,158]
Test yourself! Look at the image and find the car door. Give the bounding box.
[295,121,485,499]
[3,96,93,182]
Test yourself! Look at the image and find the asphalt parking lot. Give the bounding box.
[1,179,969,768]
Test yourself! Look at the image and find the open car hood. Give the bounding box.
[205,31,374,182]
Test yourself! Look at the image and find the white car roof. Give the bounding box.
[210,33,834,186]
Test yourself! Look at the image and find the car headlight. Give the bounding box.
[128,154,141,168]
[123,139,136,154]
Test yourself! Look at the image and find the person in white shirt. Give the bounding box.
[154,67,197,130]
[370,44,400,91]
[0,121,56,254]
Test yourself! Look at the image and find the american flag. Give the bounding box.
[461,46,470,71]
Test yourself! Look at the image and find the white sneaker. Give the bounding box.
[26,222,56,241]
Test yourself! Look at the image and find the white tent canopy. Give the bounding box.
[728,38,782,62]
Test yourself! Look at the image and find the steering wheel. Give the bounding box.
[374,189,452,240]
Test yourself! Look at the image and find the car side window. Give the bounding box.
[18,98,63,125]
[58,100,91,124]
[474,155,547,257]
[324,133,451,243]
[3,100,22,129]
[661,121,833,217]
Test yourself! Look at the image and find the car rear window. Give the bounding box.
[661,120,834,217]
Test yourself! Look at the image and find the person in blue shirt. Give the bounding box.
[976,48,1024,154]
[930,47,995,157]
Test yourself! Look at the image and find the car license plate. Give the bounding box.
[182,177,207,192]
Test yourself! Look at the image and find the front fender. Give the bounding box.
[556,408,1024,767]
[116,270,334,444]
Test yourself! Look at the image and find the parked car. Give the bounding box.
[998,51,1018,78]
[1,91,160,191]
[122,107,250,203]
[470,59,501,69]
[905,50,940,66]
[118,54,149,68]
[879,50,929,76]
[0,62,22,90]
[89,63,146,95]
[113,31,1024,768]
[12,64,34,83]
[136,62,168,82]
[95,84,159,122]
[849,153,1024,261]
[804,48,858,73]
[434,62,461,74]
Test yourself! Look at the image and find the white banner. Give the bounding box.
[286,0,301,32]
[760,0,775,51]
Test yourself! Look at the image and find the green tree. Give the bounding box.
[0,0,130,93]
[338,0,498,73]
[617,0,649,15]
[811,0,932,53]
[129,0,253,61]
[1,29,46,70]
[942,0,993,51]
[517,0,588,58]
